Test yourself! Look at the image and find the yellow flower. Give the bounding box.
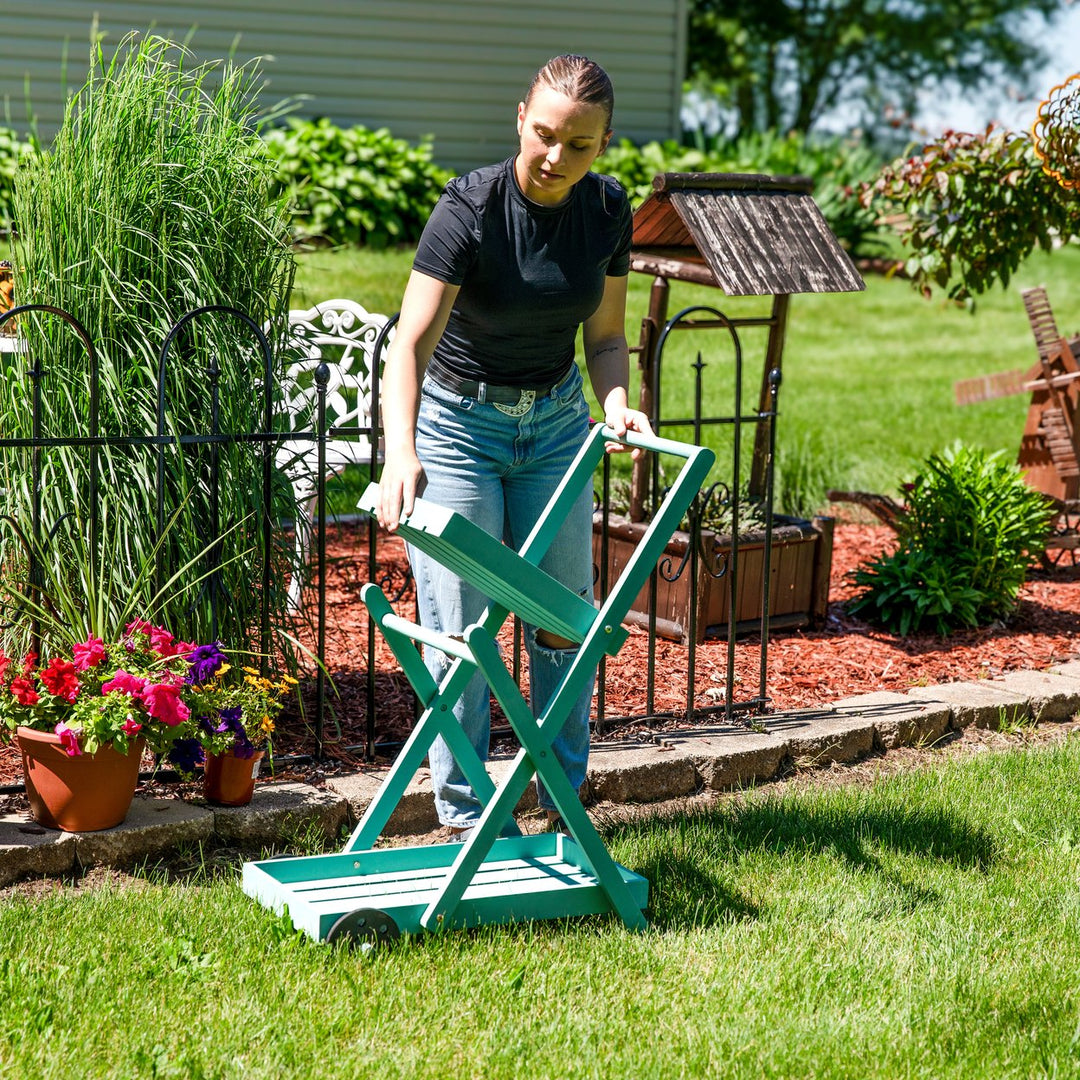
[283,675,299,686]
[260,715,274,735]
[242,666,260,676]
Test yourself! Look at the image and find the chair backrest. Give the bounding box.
[277,299,393,447]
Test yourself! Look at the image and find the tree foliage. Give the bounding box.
[688,0,1063,138]
[861,126,1080,302]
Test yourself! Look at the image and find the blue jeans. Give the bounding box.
[410,364,596,827]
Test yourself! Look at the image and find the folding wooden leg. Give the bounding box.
[417,624,648,932]
[344,584,514,852]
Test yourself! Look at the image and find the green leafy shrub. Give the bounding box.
[600,129,885,255]
[861,127,1080,303]
[0,125,34,233]
[263,118,454,246]
[849,444,1053,636]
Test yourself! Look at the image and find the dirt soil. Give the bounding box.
[3,515,1080,792]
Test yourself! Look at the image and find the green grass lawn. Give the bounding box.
[7,235,1075,507]
[4,731,1080,1078]
[293,241,1079,505]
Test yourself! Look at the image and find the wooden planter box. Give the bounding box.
[593,512,834,644]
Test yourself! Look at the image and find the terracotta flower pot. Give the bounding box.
[203,749,265,806]
[16,726,145,832]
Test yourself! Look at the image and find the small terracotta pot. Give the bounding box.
[203,749,265,806]
[17,726,144,832]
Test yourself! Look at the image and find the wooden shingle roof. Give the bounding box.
[630,173,865,296]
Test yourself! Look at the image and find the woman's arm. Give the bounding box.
[376,270,460,530]
[583,274,653,455]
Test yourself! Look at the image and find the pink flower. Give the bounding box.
[54,722,82,757]
[150,626,180,656]
[102,670,147,698]
[124,619,153,637]
[72,636,106,671]
[141,682,190,727]
[121,717,142,737]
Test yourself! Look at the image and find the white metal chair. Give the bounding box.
[273,299,394,609]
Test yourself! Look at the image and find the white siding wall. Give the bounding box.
[0,0,687,170]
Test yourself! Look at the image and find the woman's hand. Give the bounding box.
[376,271,460,532]
[603,403,654,460]
[376,451,424,532]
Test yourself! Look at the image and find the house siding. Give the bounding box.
[1,0,687,171]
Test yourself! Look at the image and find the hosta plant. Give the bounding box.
[850,443,1053,636]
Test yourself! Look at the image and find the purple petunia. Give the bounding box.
[185,642,227,685]
[166,737,205,774]
[199,705,256,758]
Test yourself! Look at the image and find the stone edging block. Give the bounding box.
[828,690,952,751]
[989,670,1080,723]
[658,728,786,791]
[907,681,1029,729]
[0,813,76,886]
[208,782,349,844]
[587,743,700,804]
[74,798,213,870]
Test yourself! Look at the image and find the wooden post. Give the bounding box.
[630,275,669,522]
[749,293,790,500]
[809,515,835,626]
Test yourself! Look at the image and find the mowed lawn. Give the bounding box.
[3,730,1080,1078]
[292,241,1078,498]
[4,235,1074,498]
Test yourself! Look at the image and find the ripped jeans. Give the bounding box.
[409,364,595,828]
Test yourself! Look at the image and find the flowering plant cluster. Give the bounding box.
[0,620,293,773]
[170,643,294,775]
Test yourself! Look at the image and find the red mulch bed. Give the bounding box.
[4,515,1080,788]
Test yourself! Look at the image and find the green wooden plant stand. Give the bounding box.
[243,424,715,946]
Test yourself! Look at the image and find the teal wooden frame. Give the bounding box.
[243,424,715,939]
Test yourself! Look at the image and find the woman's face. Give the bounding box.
[515,85,611,206]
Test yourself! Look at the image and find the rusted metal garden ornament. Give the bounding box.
[1032,72,1080,191]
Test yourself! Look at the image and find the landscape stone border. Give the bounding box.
[4,661,1080,887]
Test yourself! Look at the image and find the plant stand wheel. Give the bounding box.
[326,907,401,950]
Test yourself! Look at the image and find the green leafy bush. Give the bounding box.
[600,129,885,256]
[0,125,34,233]
[263,118,454,246]
[861,127,1080,303]
[849,444,1053,636]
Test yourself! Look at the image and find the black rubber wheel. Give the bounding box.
[326,907,401,951]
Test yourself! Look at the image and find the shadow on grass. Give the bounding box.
[609,796,997,932]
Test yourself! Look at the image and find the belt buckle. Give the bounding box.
[493,389,536,417]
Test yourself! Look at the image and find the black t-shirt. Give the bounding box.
[413,156,633,389]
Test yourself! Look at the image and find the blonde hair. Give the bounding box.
[525,54,614,131]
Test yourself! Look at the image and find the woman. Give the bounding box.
[376,54,651,837]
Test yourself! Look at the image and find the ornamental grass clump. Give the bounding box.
[2,33,297,658]
[850,444,1053,636]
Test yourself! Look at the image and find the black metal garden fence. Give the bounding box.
[0,299,787,781]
